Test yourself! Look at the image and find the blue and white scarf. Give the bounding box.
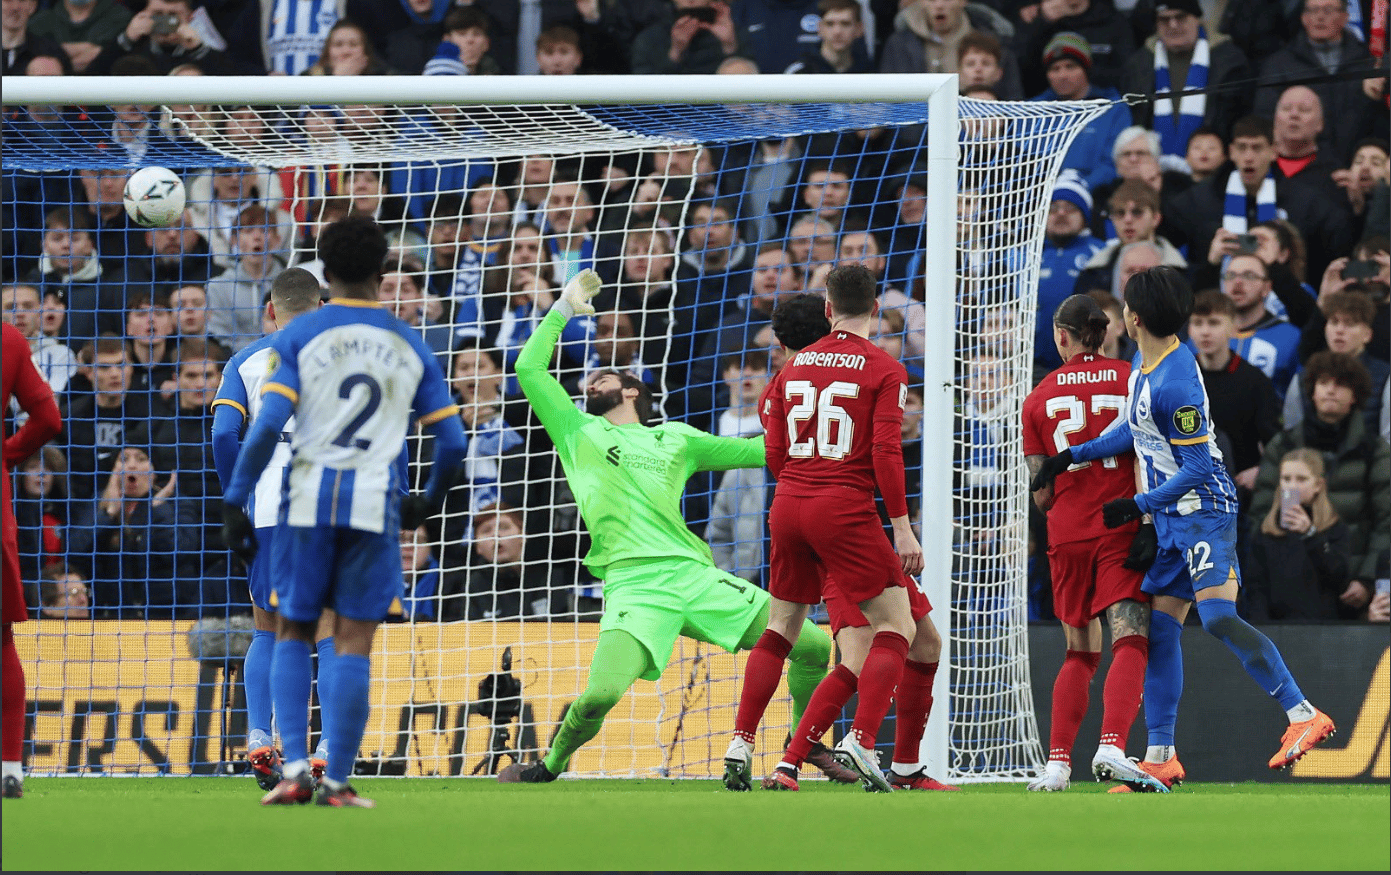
[1222,168,1278,233]
[1153,27,1210,159]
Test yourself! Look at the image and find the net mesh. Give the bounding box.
[3,95,1108,780]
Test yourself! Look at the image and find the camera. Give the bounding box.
[677,6,717,24]
[151,13,181,36]
[1233,234,1259,254]
[1342,259,1380,281]
[1279,485,1300,520]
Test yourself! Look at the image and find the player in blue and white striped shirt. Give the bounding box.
[1032,267,1334,789]
[211,267,336,793]
[222,217,467,808]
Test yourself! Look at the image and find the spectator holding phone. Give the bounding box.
[1246,449,1354,620]
[1308,236,1390,365]
[1249,351,1390,616]
[631,0,739,75]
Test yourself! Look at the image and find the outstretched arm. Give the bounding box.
[685,431,765,472]
[515,271,601,445]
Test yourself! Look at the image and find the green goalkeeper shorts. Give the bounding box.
[599,556,768,681]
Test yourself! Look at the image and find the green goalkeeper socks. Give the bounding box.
[542,629,649,775]
[785,619,832,731]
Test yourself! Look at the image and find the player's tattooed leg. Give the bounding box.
[1107,599,1150,640]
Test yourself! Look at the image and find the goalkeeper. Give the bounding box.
[498,270,831,784]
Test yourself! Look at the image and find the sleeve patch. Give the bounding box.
[1172,405,1202,436]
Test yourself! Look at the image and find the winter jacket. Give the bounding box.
[1246,519,1354,620]
[1254,31,1377,165]
[1014,0,1135,95]
[1164,162,1359,283]
[1249,414,1391,584]
[1121,35,1252,141]
[880,3,1023,99]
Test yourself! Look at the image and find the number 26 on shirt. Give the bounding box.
[784,379,859,460]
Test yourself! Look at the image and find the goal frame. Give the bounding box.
[3,73,960,778]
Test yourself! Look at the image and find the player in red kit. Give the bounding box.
[1021,295,1160,793]
[723,294,955,792]
[756,265,922,793]
[2,322,64,798]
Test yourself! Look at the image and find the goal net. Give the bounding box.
[2,76,1108,782]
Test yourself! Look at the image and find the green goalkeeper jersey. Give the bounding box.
[516,307,765,577]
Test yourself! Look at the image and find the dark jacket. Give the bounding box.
[1246,519,1354,620]
[1254,31,1377,165]
[60,393,153,501]
[630,8,735,74]
[1014,0,1136,95]
[1199,351,1281,477]
[1164,161,1359,283]
[1122,37,1252,141]
[1249,413,1391,583]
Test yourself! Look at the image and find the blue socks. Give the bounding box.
[243,629,275,748]
[323,653,371,784]
[1196,598,1304,710]
[1144,610,1184,747]
[270,638,313,764]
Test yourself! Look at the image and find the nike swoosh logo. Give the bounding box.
[1286,725,1315,757]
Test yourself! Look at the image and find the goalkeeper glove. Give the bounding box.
[1102,497,1143,529]
[222,504,257,564]
[559,268,601,317]
[1123,522,1158,571]
[1029,449,1073,493]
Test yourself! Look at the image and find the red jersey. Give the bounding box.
[763,330,909,518]
[1022,353,1136,545]
[3,322,63,622]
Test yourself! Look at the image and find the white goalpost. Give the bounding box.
[3,74,1110,783]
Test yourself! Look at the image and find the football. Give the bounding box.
[122,165,186,227]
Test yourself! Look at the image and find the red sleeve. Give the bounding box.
[1021,388,1046,457]
[762,374,789,481]
[3,329,62,465]
[870,367,909,519]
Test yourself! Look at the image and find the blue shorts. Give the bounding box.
[277,525,402,624]
[1143,511,1242,601]
[247,526,284,612]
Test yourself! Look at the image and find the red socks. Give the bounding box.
[733,630,793,744]
[1047,649,1100,765]
[784,663,857,767]
[891,659,937,766]
[2,623,24,762]
[850,631,909,749]
[1100,635,1148,749]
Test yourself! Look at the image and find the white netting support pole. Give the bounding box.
[919,81,958,782]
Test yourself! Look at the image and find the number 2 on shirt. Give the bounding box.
[785,379,859,460]
[1045,393,1125,469]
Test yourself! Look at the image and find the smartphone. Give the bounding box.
[1279,486,1300,520]
[677,6,717,24]
[1342,259,1379,281]
[151,13,181,35]
[1234,234,1259,255]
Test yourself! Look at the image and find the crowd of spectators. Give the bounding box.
[1,0,1388,624]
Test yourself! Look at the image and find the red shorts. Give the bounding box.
[1047,532,1147,629]
[769,492,904,606]
[826,570,932,636]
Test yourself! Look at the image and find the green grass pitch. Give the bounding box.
[3,778,1386,871]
